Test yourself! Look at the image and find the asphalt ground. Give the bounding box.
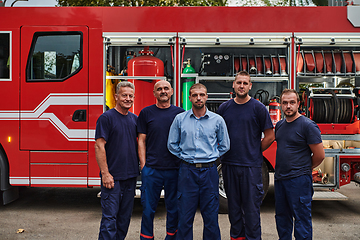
[0,176,360,239]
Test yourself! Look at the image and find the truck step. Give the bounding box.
[313,191,348,200]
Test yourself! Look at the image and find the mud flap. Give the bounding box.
[2,186,19,205]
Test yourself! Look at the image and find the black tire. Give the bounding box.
[218,163,228,214]
[0,146,19,205]
[217,160,270,214]
[261,160,270,200]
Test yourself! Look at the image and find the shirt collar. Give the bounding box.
[190,108,210,119]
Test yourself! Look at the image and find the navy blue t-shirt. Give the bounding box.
[217,98,273,167]
[137,104,184,169]
[95,108,139,180]
[275,115,322,180]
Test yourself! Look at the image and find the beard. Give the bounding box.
[284,109,297,118]
[192,101,205,109]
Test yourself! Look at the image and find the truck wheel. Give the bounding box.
[0,146,19,205]
[261,160,270,201]
[217,160,270,214]
[218,163,228,213]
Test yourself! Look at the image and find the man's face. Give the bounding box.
[233,75,252,99]
[153,81,173,103]
[281,92,300,118]
[189,87,208,110]
[115,86,134,110]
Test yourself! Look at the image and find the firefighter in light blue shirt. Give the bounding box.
[167,83,230,240]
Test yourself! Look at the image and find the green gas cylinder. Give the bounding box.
[182,59,196,110]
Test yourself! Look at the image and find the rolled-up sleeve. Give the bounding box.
[167,116,182,159]
[217,118,230,157]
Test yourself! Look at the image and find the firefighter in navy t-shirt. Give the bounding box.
[217,71,275,240]
[275,89,325,240]
[95,81,139,240]
[137,80,184,240]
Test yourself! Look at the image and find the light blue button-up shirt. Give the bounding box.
[167,108,230,163]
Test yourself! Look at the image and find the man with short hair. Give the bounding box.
[217,71,275,240]
[275,88,325,240]
[95,81,139,240]
[168,83,230,240]
[137,80,184,240]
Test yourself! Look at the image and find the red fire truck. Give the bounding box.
[1,6,360,210]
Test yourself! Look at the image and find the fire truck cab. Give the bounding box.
[1,5,360,210]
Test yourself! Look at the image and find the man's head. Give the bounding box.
[115,81,135,111]
[280,89,300,118]
[233,71,252,99]
[153,80,173,103]
[189,83,208,110]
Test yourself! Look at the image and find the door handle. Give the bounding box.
[72,109,86,122]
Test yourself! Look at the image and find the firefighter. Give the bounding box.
[217,71,275,240]
[137,80,184,240]
[167,83,230,240]
[94,81,139,240]
[275,89,325,240]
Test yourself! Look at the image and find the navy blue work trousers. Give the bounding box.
[275,174,313,240]
[140,166,178,240]
[222,165,264,240]
[98,177,136,240]
[177,162,220,240]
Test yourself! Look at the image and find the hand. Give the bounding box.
[140,162,145,171]
[102,172,114,189]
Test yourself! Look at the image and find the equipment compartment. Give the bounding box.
[103,33,176,115]
[179,33,291,112]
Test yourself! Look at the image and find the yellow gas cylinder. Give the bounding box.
[106,66,117,109]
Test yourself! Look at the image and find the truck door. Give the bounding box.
[20,26,89,187]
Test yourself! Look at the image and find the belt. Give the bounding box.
[182,160,216,168]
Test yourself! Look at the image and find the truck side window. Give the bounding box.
[27,32,82,81]
[0,33,10,80]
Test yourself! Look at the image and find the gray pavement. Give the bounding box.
[0,176,360,239]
